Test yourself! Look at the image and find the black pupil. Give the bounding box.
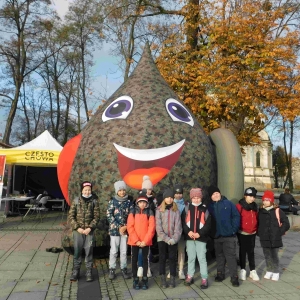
[174,105,188,118]
[109,102,126,115]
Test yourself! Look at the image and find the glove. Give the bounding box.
[168,238,175,245]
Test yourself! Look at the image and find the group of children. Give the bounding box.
[68,178,290,290]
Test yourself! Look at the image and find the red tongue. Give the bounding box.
[116,143,184,189]
[123,168,169,189]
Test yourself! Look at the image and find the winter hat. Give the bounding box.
[174,184,183,194]
[142,175,153,189]
[262,190,274,203]
[114,180,127,194]
[163,188,174,199]
[81,181,92,192]
[136,189,149,204]
[190,188,203,199]
[244,187,257,197]
[207,185,221,198]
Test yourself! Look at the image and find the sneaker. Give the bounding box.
[200,278,208,289]
[184,275,194,286]
[178,270,185,280]
[249,270,260,281]
[147,267,152,278]
[264,271,273,279]
[239,269,246,280]
[86,269,93,282]
[133,277,140,290]
[271,273,279,281]
[167,272,170,279]
[121,268,131,279]
[215,272,225,282]
[231,276,240,287]
[137,267,143,277]
[70,269,80,282]
[141,277,148,290]
[108,269,116,280]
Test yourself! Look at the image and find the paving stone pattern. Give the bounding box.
[1,211,300,299]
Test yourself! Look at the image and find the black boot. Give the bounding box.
[160,274,168,288]
[133,277,140,290]
[169,275,176,288]
[86,269,93,282]
[70,269,80,282]
[215,272,225,282]
[231,276,240,287]
[141,277,148,290]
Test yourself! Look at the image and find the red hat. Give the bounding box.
[262,190,274,203]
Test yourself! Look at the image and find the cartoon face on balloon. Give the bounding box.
[58,45,217,206]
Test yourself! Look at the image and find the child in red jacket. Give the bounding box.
[127,190,155,290]
[236,187,259,281]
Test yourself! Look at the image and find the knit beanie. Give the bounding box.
[142,175,153,189]
[136,189,149,204]
[163,188,174,199]
[190,188,203,199]
[174,184,183,194]
[262,190,274,203]
[207,185,221,198]
[114,180,127,194]
[81,181,92,192]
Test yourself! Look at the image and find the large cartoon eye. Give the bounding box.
[102,96,133,122]
[165,98,194,127]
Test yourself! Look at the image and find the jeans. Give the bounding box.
[186,240,208,279]
[109,235,128,269]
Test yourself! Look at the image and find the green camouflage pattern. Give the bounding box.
[64,44,217,248]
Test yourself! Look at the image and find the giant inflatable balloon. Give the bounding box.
[58,44,244,253]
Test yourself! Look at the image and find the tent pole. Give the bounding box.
[6,165,12,197]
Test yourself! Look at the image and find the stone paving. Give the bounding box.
[0,211,300,299]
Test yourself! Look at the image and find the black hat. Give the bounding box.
[174,184,183,194]
[244,187,257,197]
[163,188,174,199]
[136,189,148,204]
[81,181,92,191]
[207,185,221,198]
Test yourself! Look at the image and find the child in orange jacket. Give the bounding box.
[127,190,155,290]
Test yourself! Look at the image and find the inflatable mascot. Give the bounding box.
[58,43,244,255]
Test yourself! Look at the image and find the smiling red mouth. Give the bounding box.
[113,140,185,189]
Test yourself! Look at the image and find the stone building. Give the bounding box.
[242,130,274,190]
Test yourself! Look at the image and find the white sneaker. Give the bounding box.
[167,272,170,279]
[137,267,143,277]
[147,267,152,278]
[264,271,273,279]
[271,273,279,281]
[239,269,246,280]
[178,270,185,280]
[249,270,260,281]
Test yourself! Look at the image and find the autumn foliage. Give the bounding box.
[156,0,300,146]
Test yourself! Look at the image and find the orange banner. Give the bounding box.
[0,155,5,183]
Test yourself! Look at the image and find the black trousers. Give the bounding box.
[237,233,256,270]
[158,241,177,276]
[214,236,238,277]
[131,246,150,278]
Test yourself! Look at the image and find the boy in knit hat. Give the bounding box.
[127,190,156,290]
[207,185,240,287]
[69,181,100,282]
[181,188,211,289]
[258,190,290,281]
[107,180,132,280]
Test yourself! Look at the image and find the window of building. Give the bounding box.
[256,152,261,167]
